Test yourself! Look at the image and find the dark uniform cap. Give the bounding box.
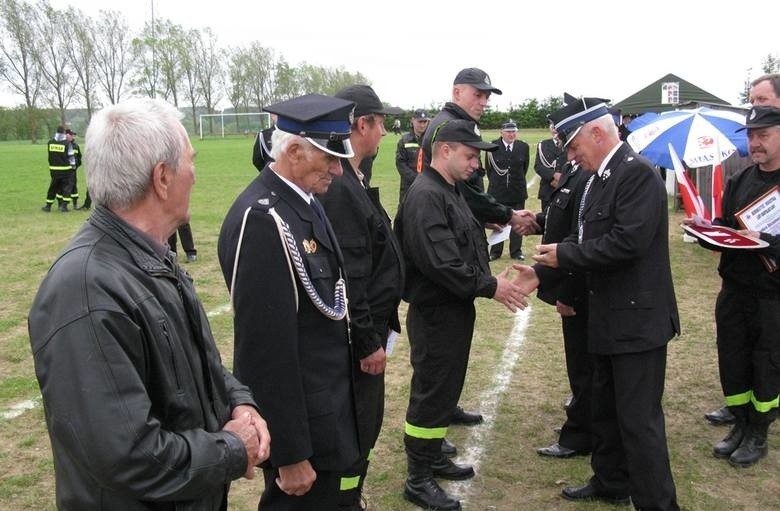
[334,84,403,117]
[412,109,431,120]
[453,67,503,95]
[264,94,355,158]
[547,92,610,147]
[501,120,518,131]
[433,119,499,152]
[737,105,780,131]
[65,129,76,135]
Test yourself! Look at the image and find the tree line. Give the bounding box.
[0,0,370,142]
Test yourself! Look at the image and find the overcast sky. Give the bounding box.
[4,0,778,111]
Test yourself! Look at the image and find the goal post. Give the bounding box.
[198,112,272,139]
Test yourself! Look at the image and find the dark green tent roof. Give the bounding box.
[613,73,730,115]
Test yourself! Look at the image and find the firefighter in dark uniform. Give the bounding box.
[421,67,538,431]
[217,94,360,511]
[252,123,275,171]
[697,106,780,468]
[534,122,567,212]
[319,84,405,510]
[532,96,681,510]
[43,126,75,212]
[485,120,530,260]
[528,161,594,459]
[395,119,529,511]
[395,108,431,202]
[64,129,82,209]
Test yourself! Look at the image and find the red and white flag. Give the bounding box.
[669,143,710,219]
[711,137,724,219]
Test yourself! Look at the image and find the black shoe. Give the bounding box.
[713,422,746,459]
[58,204,69,213]
[441,438,457,458]
[451,406,483,425]
[488,253,500,261]
[705,406,736,425]
[431,455,474,480]
[403,477,461,510]
[41,204,52,212]
[561,483,630,506]
[728,427,768,468]
[537,442,590,458]
[511,253,525,261]
[553,426,562,435]
[186,253,198,263]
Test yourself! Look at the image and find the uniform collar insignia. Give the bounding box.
[302,239,317,254]
[257,198,269,205]
[601,168,611,181]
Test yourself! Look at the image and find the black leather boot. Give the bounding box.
[729,422,769,468]
[441,438,457,458]
[41,204,52,212]
[431,455,474,480]
[404,460,461,510]
[713,420,746,458]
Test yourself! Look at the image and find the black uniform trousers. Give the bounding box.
[489,200,525,259]
[45,170,75,205]
[590,345,679,511]
[404,300,475,464]
[337,307,392,509]
[558,308,593,451]
[260,467,340,511]
[168,223,197,256]
[716,285,780,423]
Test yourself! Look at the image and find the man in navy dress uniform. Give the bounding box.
[218,94,361,511]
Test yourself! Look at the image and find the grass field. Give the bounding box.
[0,130,778,510]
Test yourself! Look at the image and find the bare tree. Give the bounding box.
[131,21,160,99]
[244,43,276,108]
[179,28,202,130]
[155,20,186,106]
[31,0,75,124]
[226,46,251,114]
[93,10,133,104]
[63,7,99,120]
[0,0,43,142]
[193,28,224,123]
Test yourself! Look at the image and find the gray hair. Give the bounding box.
[269,129,314,160]
[85,98,186,211]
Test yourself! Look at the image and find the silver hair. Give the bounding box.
[85,98,186,211]
[269,129,314,160]
[591,113,619,137]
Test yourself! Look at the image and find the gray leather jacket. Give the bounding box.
[29,206,256,510]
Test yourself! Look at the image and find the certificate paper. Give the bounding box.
[735,186,778,272]
[487,225,511,247]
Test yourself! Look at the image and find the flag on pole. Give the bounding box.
[669,143,710,219]
[711,137,724,219]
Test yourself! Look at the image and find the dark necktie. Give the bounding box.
[578,174,596,244]
[310,198,327,229]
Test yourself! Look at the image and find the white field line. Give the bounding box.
[1,397,40,420]
[207,303,232,317]
[447,305,532,504]
[526,174,539,190]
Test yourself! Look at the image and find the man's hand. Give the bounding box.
[492,267,529,312]
[224,406,270,479]
[550,171,562,189]
[510,264,540,296]
[484,222,505,232]
[509,209,540,235]
[532,243,559,268]
[277,460,317,496]
[360,347,386,375]
[556,300,576,317]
